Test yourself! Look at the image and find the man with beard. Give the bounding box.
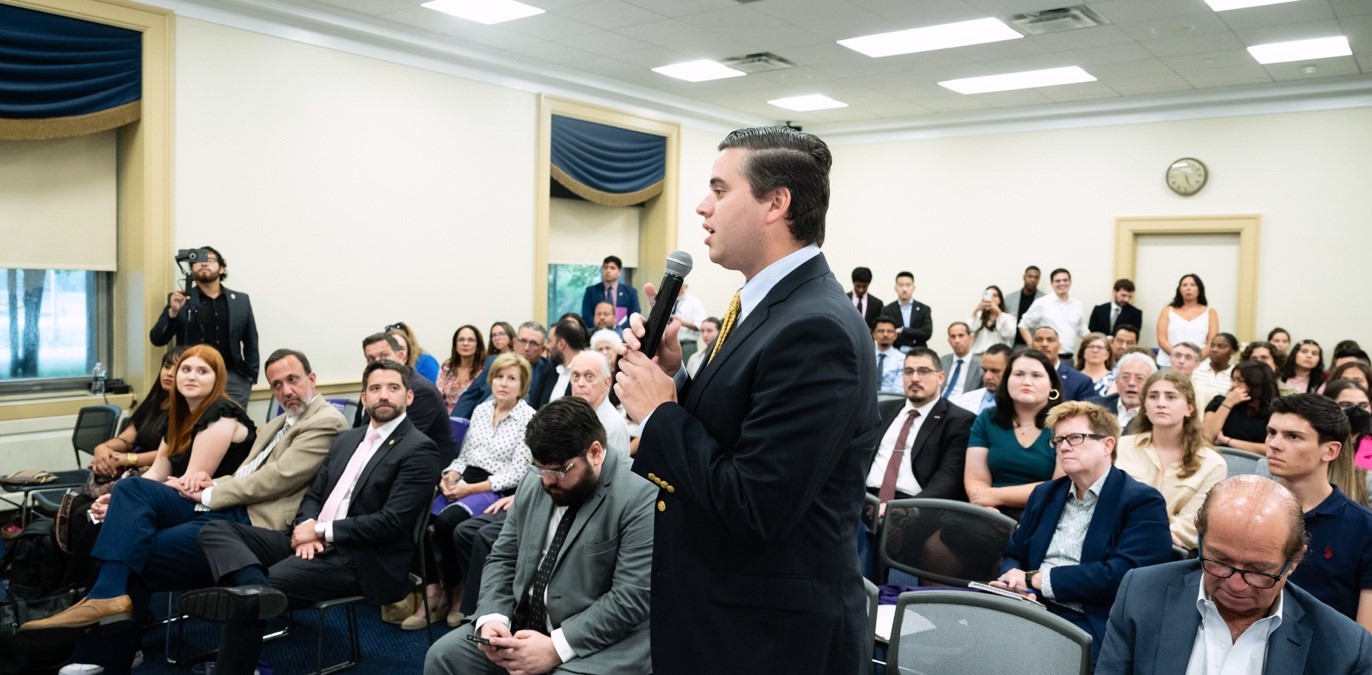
[362,332,459,462]
[868,347,976,503]
[175,360,440,675]
[149,245,259,407]
[528,318,586,408]
[425,397,655,675]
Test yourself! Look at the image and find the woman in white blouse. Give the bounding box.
[969,285,1016,355]
[409,352,534,629]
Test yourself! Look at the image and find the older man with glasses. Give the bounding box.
[989,401,1171,667]
[1099,475,1372,673]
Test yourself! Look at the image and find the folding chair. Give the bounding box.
[2,404,121,523]
[1217,446,1262,477]
[877,498,1016,586]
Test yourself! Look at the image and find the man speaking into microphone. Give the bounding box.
[616,126,881,674]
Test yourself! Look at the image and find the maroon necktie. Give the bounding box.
[878,410,920,503]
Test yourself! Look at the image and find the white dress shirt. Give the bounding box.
[319,412,406,542]
[950,387,995,414]
[865,398,937,497]
[1185,583,1285,675]
[673,293,707,344]
[1018,295,1088,353]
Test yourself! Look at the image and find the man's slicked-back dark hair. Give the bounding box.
[526,396,607,466]
[265,348,312,375]
[1272,393,1351,447]
[362,359,411,389]
[718,126,832,247]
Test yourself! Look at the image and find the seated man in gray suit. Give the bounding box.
[425,396,655,675]
[1098,475,1372,673]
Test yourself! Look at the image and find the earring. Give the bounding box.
[1048,389,1061,401]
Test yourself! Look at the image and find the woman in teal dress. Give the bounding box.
[964,349,1064,520]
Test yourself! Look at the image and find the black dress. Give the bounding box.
[165,398,256,478]
[1205,395,1270,444]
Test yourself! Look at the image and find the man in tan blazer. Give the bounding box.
[53,348,347,675]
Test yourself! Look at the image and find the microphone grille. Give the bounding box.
[665,250,693,277]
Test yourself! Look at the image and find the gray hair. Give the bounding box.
[590,329,623,352]
[1117,351,1158,375]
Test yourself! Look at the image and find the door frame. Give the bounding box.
[1114,215,1262,341]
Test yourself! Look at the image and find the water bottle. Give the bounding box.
[91,362,107,395]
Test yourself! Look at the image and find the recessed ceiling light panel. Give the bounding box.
[767,94,848,111]
[1205,0,1299,11]
[838,18,1022,58]
[939,66,1096,94]
[1247,36,1351,64]
[421,0,545,25]
[652,60,747,83]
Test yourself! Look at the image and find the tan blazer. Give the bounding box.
[207,395,348,530]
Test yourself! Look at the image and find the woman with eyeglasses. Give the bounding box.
[964,349,1065,520]
[437,324,486,414]
[1074,332,1114,397]
[1279,339,1327,394]
[387,322,441,383]
[1114,371,1225,549]
[415,352,533,630]
[488,321,516,355]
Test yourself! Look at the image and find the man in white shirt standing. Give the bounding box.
[1019,267,1087,357]
[940,322,982,399]
[1098,475,1372,673]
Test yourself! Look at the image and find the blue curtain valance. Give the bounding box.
[550,115,666,206]
[0,3,142,140]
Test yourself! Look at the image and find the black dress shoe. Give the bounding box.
[179,585,288,623]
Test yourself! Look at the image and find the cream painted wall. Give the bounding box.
[668,125,736,324]
[823,107,1372,354]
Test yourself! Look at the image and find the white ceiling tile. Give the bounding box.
[964,89,1054,107]
[1089,57,1180,78]
[1265,57,1362,79]
[916,95,992,112]
[848,0,988,24]
[1217,1,1336,30]
[379,6,543,48]
[561,55,643,77]
[554,0,667,29]
[313,0,415,16]
[1179,63,1273,86]
[1025,25,1138,51]
[1049,43,1158,66]
[1143,31,1247,57]
[500,13,602,40]
[553,29,655,55]
[1230,19,1347,44]
[1105,71,1195,94]
[756,2,895,39]
[1115,13,1232,42]
[615,18,738,54]
[1040,80,1122,101]
[1162,48,1260,71]
[505,40,593,62]
[620,0,740,18]
[1088,0,1212,24]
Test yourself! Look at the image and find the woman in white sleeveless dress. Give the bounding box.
[1156,273,1218,368]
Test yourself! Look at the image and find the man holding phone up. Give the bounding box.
[425,397,655,675]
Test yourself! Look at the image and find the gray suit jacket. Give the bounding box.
[1008,288,1045,319]
[477,450,656,674]
[1097,560,1372,674]
[939,353,983,397]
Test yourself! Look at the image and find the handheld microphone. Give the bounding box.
[640,250,693,359]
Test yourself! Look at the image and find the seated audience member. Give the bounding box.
[1193,332,1238,401]
[488,321,516,355]
[964,349,1064,519]
[969,285,1016,354]
[569,351,629,458]
[388,321,441,383]
[1114,371,1226,549]
[1017,268,1088,356]
[89,347,184,477]
[1262,394,1372,631]
[437,325,485,414]
[1268,326,1293,356]
[1324,380,1372,506]
[1097,476,1372,672]
[1155,274,1218,370]
[420,353,535,630]
[175,360,441,675]
[940,322,982,399]
[868,348,977,503]
[1031,326,1095,401]
[424,397,654,675]
[1329,362,1372,391]
[1109,323,1140,366]
[684,317,720,378]
[363,332,459,462]
[21,346,259,642]
[1090,352,1157,434]
[1074,332,1115,397]
[873,317,904,394]
[1088,278,1142,336]
[1168,342,1203,379]
[1334,347,1372,368]
[1205,361,1280,455]
[848,266,884,331]
[453,322,551,419]
[592,301,625,335]
[989,401,1171,665]
[527,318,586,409]
[951,343,1011,415]
[1243,339,1297,395]
[880,271,933,351]
[590,329,623,371]
[1280,338,1327,394]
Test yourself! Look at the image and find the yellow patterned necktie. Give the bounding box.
[708,291,742,364]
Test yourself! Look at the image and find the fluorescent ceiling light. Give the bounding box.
[838,18,1022,58]
[939,66,1096,94]
[767,95,848,112]
[1247,35,1352,64]
[1204,0,1298,11]
[652,60,746,82]
[421,0,544,25]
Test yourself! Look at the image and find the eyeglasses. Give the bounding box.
[1049,433,1108,448]
[902,367,938,377]
[1198,554,1290,589]
[384,322,407,332]
[530,459,577,481]
[1338,400,1372,412]
[516,338,543,348]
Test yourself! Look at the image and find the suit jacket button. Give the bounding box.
[666,484,676,493]
[657,500,666,512]
[648,473,657,481]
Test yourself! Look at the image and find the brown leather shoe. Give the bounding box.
[20,595,133,639]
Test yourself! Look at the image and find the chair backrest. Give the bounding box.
[449,417,471,449]
[1217,447,1262,477]
[878,498,1017,587]
[862,578,879,675]
[72,404,122,465]
[887,590,1092,675]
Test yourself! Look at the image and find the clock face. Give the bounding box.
[1166,158,1208,196]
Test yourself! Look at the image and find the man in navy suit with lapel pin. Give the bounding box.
[616,126,880,675]
[580,255,640,329]
[178,359,440,675]
[990,401,1171,667]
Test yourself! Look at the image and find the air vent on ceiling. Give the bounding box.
[721,52,795,74]
[1007,6,1108,35]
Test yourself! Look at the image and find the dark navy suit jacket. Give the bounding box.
[1098,560,1372,674]
[1000,466,1171,661]
[1056,362,1096,402]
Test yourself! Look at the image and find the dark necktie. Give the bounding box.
[516,501,581,635]
[878,410,920,503]
[943,359,964,398]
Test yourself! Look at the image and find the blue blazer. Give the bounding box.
[1056,362,1096,402]
[1000,466,1171,658]
[1098,560,1372,674]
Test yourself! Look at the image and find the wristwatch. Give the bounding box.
[1026,570,1040,589]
